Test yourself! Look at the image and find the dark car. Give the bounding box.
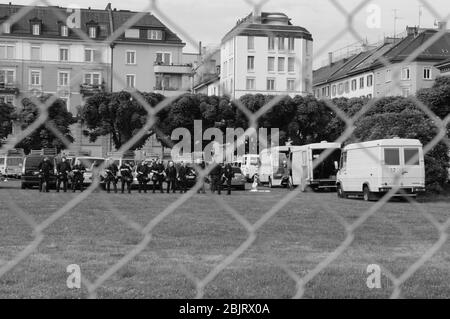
[221,166,246,190]
[21,155,57,189]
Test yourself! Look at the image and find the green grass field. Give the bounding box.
[0,180,449,299]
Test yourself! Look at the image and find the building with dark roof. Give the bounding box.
[435,57,450,76]
[0,3,192,156]
[220,11,313,99]
[313,26,450,100]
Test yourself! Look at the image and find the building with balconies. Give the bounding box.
[220,11,313,99]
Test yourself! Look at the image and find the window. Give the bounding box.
[148,29,163,40]
[340,152,347,170]
[386,69,392,82]
[30,70,41,86]
[404,148,420,165]
[223,61,227,77]
[58,71,69,86]
[268,37,275,51]
[278,37,285,51]
[423,67,432,80]
[326,86,330,97]
[0,44,15,59]
[367,75,373,87]
[59,48,68,61]
[359,77,364,89]
[288,57,295,72]
[332,85,336,97]
[84,48,95,62]
[0,95,14,105]
[0,70,15,85]
[402,87,410,97]
[401,67,410,80]
[247,56,255,71]
[287,79,295,91]
[32,24,40,35]
[267,78,275,91]
[278,57,285,72]
[288,37,295,51]
[155,52,171,65]
[125,28,139,38]
[268,57,275,72]
[61,25,68,37]
[126,74,135,88]
[246,77,255,90]
[248,36,255,50]
[229,58,233,75]
[88,26,97,39]
[337,83,343,95]
[30,46,40,60]
[351,79,357,91]
[126,51,136,64]
[84,73,101,85]
[344,81,349,93]
[3,22,11,34]
[384,148,400,166]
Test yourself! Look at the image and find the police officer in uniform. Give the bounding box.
[105,158,119,193]
[177,161,188,193]
[136,160,150,193]
[151,159,165,193]
[120,161,133,194]
[223,163,235,195]
[38,157,53,193]
[210,161,223,195]
[71,160,86,192]
[56,156,71,193]
[165,161,177,193]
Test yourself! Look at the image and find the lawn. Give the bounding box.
[0,180,449,299]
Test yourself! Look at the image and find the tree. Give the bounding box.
[417,75,450,119]
[15,95,76,153]
[0,102,15,144]
[80,91,165,150]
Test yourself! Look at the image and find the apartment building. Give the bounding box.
[109,7,191,96]
[313,26,450,100]
[220,11,313,99]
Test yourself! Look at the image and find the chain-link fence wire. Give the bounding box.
[0,0,449,299]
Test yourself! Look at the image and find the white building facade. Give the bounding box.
[220,12,313,99]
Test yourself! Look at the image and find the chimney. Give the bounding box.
[437,21,447,30]
[199,41,202,56]
[328,52,333,65]
[252,7,261,23]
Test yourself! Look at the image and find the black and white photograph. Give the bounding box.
[0,0,449,306]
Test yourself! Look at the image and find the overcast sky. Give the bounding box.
[12,0,450,68]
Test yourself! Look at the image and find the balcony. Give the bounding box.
[0,82,19,95]
[154,62,193,75]
[153,86,191,97]
[80,83,106,97]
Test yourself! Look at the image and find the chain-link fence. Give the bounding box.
[0,0,449,299]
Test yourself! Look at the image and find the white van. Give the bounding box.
[241,154,259,182]
[291,142,341,191]
[258,146,291,188]
[336,139,426,201]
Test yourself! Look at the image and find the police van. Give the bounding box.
[258,146,291,188]
[291,142,341,191]
[336,138,426,201]
[0,148,25,178]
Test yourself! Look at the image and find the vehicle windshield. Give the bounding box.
[78,158,105,169]
[232,167,242,174]
[249,158,258,165]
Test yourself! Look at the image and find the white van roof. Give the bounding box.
[344,139,422,150]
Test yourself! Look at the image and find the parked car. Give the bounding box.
[222,166,246,190]
[21,155,57,189]
[336,138,426,201]
[68,156,105,185]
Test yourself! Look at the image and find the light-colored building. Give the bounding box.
[192,47,221,96]
[109,8,192,96]
[313,26,450,99]
[220,11,313,99]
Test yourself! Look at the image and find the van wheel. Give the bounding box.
[363,186,373,202]
[337,185,345,199]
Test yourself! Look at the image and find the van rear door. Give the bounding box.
[401,147,425,187]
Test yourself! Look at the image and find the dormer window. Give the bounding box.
[2,22,11,34]
[89,26,97,38]
[148,29,163,40]
[61,25,68,37]
[32,23,40,35]
[30,18,42,36]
